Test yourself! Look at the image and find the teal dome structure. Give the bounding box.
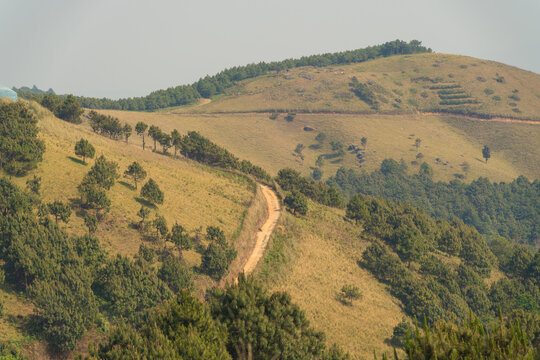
[0,85,17,101]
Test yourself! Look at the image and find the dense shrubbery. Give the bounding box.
[0,102,45,176]
[391,312,540,359]
[276,168,344,208]
[17,40,429,112]
[37,93,84,123]
[346,192,539,326]
[329,159,540,246]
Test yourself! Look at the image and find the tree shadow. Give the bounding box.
[68,156,87,166]
[135,197,157,209]
[118,180,135,191]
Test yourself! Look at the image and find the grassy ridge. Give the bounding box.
[189,53,540,120]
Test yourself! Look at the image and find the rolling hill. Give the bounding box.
[93,53,540,183]
[3,48,540,359]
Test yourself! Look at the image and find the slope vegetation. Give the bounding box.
[189,53,540,119]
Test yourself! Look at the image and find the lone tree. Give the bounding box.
[152,214,168,242]
[171,129,182,158]
[482,145,491,163]
[124,161,147,189]
[122,123,132,143]
[361,137,367,149]
[414,138,422,151]
[346,194,368,224]
[135,122,148,150]
[338,284,362,306]
[74,138,95,164]
[141,178,164,206]
[47,201,72,224]
[159,133,172,154]
[284,191,308,216]
[136,205,150,230]
[148,125,162,152]
[169,223,192,256]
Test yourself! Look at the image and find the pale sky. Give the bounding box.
[1,0,538,99]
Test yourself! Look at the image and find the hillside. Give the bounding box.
[0,101,261,357]
[188,53,540,119]
[93,53,540,183]
[256,204,406,358]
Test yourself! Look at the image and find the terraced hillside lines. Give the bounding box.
[99,109,536,182]
[261,205,406,359]
[177,53,540,120]
[13,102,254,257]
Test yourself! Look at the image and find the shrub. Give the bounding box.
[338,285,362,305]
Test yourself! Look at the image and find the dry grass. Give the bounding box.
[183,53,540,119]
[97,109,536,182]
[258,203,406,359]
[0,287,34,344]
[9,102,254,257]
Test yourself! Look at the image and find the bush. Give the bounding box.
[158,256,193,293]
[338,285,362,305]
[284,191,308,215]
[200,241,236,281]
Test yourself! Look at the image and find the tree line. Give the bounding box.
[328,159,540,246]
[88,114,272,182]
[16,40,431,111]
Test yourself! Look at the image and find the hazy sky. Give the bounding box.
[1,0,539,99]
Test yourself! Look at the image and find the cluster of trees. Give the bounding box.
[346,193,539,326]
[92,275,350,359]
[0,178,172,352]
[14,40,430,112]
[40,93,84,123]
[0,102,45,176]
[276,168,344,209]
[383,312,539,359]
[129,121,271,182]
[88,111,132,141]
[0,174,242,354]
[78,155,119,217]
[329,159,540,246]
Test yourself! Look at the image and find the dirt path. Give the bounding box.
[240,185,281,276]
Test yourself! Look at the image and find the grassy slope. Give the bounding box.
[189,53,540,119]
[12,102,254,257]
[256,203,406,359]
[98,109,539,182]
[2,102,256,355]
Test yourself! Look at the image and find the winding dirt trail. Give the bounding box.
[240,185,281,276]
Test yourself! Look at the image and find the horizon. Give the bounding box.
[1,0,539,99]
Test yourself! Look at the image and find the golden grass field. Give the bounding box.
[98,109,540,182]
[11,102,255,257]
[186,53,540,119]
[256,203,406,359]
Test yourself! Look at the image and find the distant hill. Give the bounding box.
[19,40,430,111]
[190,53,540,121]
[13,85,55,95]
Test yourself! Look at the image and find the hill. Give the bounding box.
[189,53,540,120]
[0,101,262,357]
[90,53,540,183]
